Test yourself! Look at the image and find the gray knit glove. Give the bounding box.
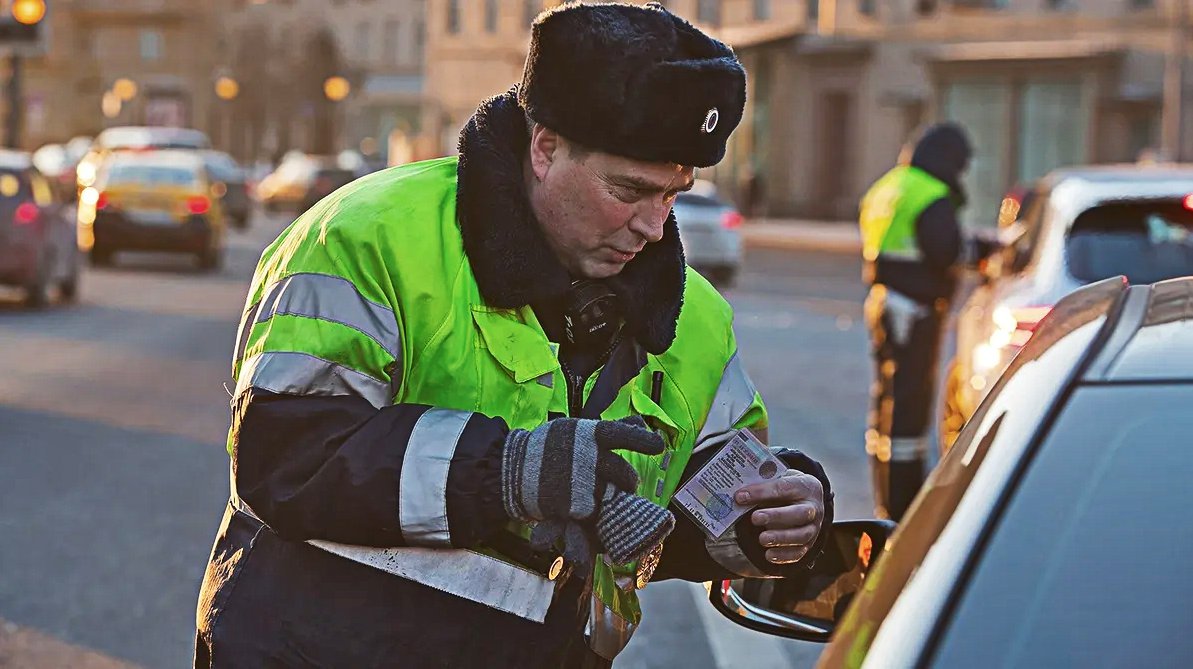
[502,416,664,528]
[596,484,675,565]
[531,485,676,568]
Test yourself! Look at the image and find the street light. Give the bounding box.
[323,76,350,102]
[112,78,138,102]
[215,76,240,101]
[101,91,122,119]
[10,0,46,25]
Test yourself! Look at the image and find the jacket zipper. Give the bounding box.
[558,331,623,418]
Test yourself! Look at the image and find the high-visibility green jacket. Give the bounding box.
[222,156,785,660]
[859,165,951,264]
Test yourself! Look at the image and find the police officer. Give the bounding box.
[859,122,996,521]
[194,4,833,668]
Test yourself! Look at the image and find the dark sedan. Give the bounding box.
[201,151,251,230]
[0,151,79,307]
[711,275,1193,668]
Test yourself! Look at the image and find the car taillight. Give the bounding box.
[187,196,211,215]
[14,202,39,225]
[991,305,1053,349]
[720,210,743,229]
[95,192,110,210]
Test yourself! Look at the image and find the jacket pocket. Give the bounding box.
[471,306,559,426]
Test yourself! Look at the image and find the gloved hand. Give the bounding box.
[502,415,663,530]
[529,485,675,569]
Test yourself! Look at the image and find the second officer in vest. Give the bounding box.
[195,3,833,667]
[859,122,997,521]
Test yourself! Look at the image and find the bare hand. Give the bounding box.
[735,471,824,564]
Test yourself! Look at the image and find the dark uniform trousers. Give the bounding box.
[864,284,946,521]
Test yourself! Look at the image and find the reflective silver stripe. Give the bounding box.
[236,351,393,408]
[308,542,555,622]
[585,592,638,660]
[877,248,923,262]
[695,352,760,451]
[890,436,928,460]
[705,527,769,578]
[399,409,471,546]
[229,487,554,623]
[253,272,402,360]
[233,299,266,369]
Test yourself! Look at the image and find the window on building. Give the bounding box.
[859,0,877,15]
[384,19,400,64]
[697,0,721,27]
[524,0,542,25]
[754,0,771,19]
[76,28,96,59]
[140,30,162,61]
[1129,0,1155,9]
[447,0,461,34]
[808,0,820,21]
[415,19,425,65]
[485,0,498,32]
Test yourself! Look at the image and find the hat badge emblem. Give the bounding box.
[701,108,719,135]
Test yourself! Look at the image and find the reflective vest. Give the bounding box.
[230,156,767,659]
[859,166,951,263]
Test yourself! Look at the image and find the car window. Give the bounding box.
[104,165,199,187]
[1005,186,1048,273]
[820,279,1125,668]
[1065,199,1193,285]
[928,383,1193,668]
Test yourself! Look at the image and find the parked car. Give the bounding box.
[75,126,211,195]
[941,165,1193,450]
[712,275,1193,668]
[672,179,743,286]
[77,150,226,270]
[257,153,363,213]
[0,150,80,307]
[201,150,251,229]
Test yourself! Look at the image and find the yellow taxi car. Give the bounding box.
[77,150,225,270]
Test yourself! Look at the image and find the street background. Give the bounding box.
[0,209,869,669]
[1,0,1189,665]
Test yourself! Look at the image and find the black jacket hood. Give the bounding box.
[910,122,971,202]
[455,87,687,354]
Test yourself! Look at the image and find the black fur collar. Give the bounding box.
[456,88,686,354]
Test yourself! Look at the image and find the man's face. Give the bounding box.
[530,129,695,279]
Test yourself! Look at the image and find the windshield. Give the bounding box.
[929,383,1193,667]
[104,165,199,187]
[1066,200,1193,284]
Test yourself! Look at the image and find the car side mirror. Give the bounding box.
[708,519,896,643]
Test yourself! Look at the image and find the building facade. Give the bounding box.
[18,0,224,150]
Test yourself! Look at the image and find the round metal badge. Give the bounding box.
[635,542,665,589]
[701,108,719,134]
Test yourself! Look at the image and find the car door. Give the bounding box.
[28,170,68,279]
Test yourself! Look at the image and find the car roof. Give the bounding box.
[1041,165,1193,221]
[0,149,32,170]
[96,126,210,150]
[1082,277,1193,383]
[106,149,205,170]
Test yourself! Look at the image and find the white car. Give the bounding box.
[673,179,743,286]
[941,165,1193,450]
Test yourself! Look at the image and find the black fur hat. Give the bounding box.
[518,1,746,168]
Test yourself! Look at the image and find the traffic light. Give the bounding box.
[0,0,46,44]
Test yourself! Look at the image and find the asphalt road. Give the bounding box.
[0,211,872,668]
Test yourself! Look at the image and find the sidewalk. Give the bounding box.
[739,218,860,254]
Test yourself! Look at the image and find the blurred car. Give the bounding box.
[941,165,1193,450]
[76,126,211,195]
[672,179,743,286]
[77,150,225,270]
[298,165,357,213]
[32,142,88,202]
[200,150,250,229]
[711,276,1193,668]
[257,154,363,213]
[0,150,80,307]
